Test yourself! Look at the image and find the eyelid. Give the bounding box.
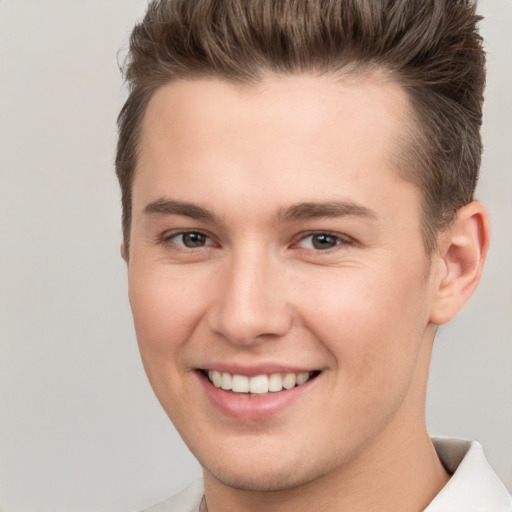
[159,229,217,248]
[156,228,353,251]
[293,231,353,250]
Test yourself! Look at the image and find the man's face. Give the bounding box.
[128,74,439,491]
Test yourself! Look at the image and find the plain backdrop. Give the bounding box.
[0,1,510,511]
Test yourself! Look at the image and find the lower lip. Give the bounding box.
[197,372,317,421]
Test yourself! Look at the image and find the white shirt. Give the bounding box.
[141,439,512,511]
[426,438,511,511]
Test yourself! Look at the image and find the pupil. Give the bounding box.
[312,234,337,250]
[183,232,206,247]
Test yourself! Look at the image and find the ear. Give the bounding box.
[120,243,128,262]
[429,202,490,325]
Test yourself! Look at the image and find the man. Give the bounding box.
[116,0,511,510]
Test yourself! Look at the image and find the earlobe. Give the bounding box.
[429,202,490,325]
[120,243,128,262]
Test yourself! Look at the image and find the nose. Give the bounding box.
[207,250,293,345]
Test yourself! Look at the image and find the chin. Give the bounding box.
[199,450,331,493]
[205,467,313,493]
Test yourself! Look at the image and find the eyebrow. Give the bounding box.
[142,198,378,223]
[277,201,378,222]
[143,198,216,221]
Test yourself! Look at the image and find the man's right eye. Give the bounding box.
[165,231,211,248]
[297,233,342,251]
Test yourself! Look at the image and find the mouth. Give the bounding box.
[200,369,321,396]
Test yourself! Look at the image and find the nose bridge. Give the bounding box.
[209,244,291,344]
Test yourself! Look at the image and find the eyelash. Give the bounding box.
[293,231,352,252]
[158,229,353,254]
[159,230,215,250]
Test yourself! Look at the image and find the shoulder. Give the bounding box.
[426,438,512,511]
[139,479,204,512]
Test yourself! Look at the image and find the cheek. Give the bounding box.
[298,271,430,445]
[298,260,430,386]
[127,266,208,418]
[128,264,206,368]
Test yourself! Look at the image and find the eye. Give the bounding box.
[297,232,344,250]
[166,231,211,248]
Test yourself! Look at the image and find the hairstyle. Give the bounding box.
[116,0,485,254]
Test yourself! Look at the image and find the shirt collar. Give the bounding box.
[425,438,512,511]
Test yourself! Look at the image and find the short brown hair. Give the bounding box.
[116,0,485,254]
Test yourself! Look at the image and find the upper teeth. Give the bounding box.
[207,370,311,394]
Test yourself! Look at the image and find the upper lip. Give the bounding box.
[197,364,320,376]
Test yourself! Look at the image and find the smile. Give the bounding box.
[197,368,321,420]
[204,370,319,395]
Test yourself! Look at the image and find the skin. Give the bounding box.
[126,74,489,512]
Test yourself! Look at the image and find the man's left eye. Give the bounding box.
[297,233,343,250]
[169,231,211,248]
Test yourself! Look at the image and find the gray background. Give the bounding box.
[0,1,510,511]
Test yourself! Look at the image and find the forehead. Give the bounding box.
[134,73,417,220]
